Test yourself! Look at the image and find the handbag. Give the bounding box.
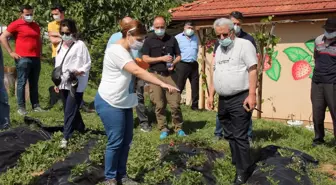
[51,41,75,86]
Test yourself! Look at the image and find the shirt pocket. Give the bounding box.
[227,55,245,71]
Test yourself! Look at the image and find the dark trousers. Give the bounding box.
[311,82,336,141]
[61,90,85,140]
[15,57,41,108]
[0,46,10,128]
[135,79,149,128]
[218,91,252,172]
[214,115,253,139]
[176,61,199,109]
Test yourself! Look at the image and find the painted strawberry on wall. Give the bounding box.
[283,40,315,80]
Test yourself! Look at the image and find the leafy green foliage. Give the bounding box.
[172,170,203,185]
[0,0,189,85]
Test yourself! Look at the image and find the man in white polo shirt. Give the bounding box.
[207,18,257,185]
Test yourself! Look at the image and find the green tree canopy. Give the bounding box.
[0,0,192,85]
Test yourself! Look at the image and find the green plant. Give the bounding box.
[266,176,280,185]
[252,15,281,119]
[69,162,91,182]
[186,152,207,168]
[172,170,203,185]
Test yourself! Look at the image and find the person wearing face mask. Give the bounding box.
[48,4,66,63]
[311,17,336,147]
[105,17,151,133]
[207,18,257,185]
[213,11,256,145]
[54,19,91,149]
[95,20,179,185]
[0,4,43,116]
[142,16,186,140]
[175,21,200,111]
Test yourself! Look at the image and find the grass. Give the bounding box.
[1,46,336,184]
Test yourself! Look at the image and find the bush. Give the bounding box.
[88,32,115,87]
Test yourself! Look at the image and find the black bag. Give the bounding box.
[52,41,75,86]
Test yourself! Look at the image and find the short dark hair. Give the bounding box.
[60,19,79,39]
[229,11,244,20]
[184,21,194,27]
[51,3,66,13]
[20,4,33,13]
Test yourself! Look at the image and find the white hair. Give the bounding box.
[213,18,234,30]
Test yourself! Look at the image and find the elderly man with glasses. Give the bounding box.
[207,18,258,185]
[213,11,257,145]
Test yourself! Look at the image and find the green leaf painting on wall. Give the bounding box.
[305,39,315,53]
[266,58,281,81]
[283,47,310,62]
[264,50,282,82]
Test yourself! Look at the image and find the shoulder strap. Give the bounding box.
[58,41,75,74]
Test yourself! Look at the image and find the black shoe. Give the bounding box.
[191,107,203,111]
[233,172,249,185]
[312,139,325,147]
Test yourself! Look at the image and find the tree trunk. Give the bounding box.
[4,66,16,95]
[257,74,263,119]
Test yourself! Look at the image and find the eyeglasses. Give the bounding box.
[154,26,165,29]
[24,14,33,16]
[326,29,336,33]
[60,32,71,36]
[216,32,231,39]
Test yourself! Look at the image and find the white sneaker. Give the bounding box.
[60,139,67,148]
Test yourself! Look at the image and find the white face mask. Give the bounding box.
[234,25,241,35]
[184,29,194,36]
[24,15,33,23]
[324,30,336,39]
[53,14,61,21]
[129,36,144,50]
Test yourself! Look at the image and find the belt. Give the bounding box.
[180,61,197,64]
[150,70,171,76]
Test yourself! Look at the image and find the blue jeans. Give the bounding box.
[0,47,10,128]
[95,93,133,180]
[214,114,253,138]
[15,57,41,108]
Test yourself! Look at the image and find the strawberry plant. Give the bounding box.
[283,39,315,80]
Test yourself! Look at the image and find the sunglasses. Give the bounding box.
[24,14,33,16]
[60,32,71,36]
[216,32,232,39]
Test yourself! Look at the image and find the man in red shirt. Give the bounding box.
[0,4,43,115]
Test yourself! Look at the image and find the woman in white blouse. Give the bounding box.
[95,20,179,185]
[54,19,91,148]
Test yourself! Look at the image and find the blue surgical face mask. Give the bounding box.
[129,36,144,50]
[155,29,165,37]
[219,38,233,47]
[324,30,336,39]
[62,34,73,41]
[184,29,194,36]
[24,15,33,23]
[234,25,241,35]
